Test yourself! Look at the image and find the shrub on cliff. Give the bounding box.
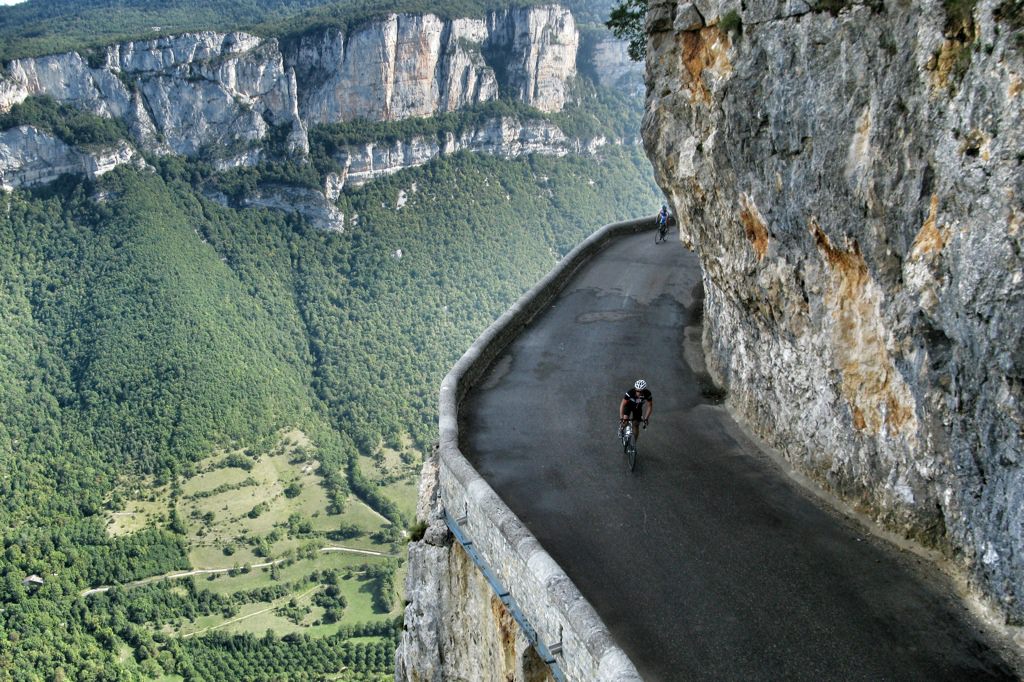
[0,95,129,148]
[606,0,647,60]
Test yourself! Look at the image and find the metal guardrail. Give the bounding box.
[445,510,567,682]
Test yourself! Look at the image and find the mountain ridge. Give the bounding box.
[1,6,640,197]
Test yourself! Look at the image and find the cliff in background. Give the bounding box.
[0,125,147,186]
[0,6,575,149]
[643,0,1023,628]
[0,5,642,193]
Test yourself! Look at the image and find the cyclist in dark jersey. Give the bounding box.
[656,205,669,243]
[619,379,653,442]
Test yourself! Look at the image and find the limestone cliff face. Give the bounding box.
[3,32,306,159]
[321,116,598,193]
[291,6,576,124]
[0,7,577,167]
[291,16,496,125]
[485,6,578,112]
[585,35,645,94]
[643,0,1023,624]
[0,125,146,190]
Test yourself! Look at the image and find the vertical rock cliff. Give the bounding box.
[0,7,577,165]
[485,5,579,111]
[642,0,1023,626]
[3,32,307,161]
[291,15,496,124]
[0,7,597,197]
[292,6,576,124]
[0,125,145,190]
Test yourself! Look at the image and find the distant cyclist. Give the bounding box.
[619,379,653,442]
[655,204,670,243]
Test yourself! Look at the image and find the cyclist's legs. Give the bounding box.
[626,406,642,442]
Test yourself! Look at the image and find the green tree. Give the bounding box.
[607,0,648,60]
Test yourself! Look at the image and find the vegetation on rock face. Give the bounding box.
[0,0,499,60]
[943,0,978,29]
[995,0,1024,48]
[304,85,642,179]
[0,0,617,61]
[606,0,647,61]
[719,10,742,36]
[0,95,131,148]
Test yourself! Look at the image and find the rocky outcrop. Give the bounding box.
[485,6,578,112]
[643,0,1024,626]
[321,116,599,191]
[0,125,146,190]
[204,184,346,232]
[291,15,499,124]
[3,33,306,160]
[395,451,554,682]
[0,7,578,168]
[585,36,644,94]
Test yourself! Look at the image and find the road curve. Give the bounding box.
[461,229,1015,681]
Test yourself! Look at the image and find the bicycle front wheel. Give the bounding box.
[627,439,637,472]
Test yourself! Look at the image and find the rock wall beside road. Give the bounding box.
[642,0,1023,626]
[395,453,556,682]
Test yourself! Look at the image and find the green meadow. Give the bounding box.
[103,429,415,641]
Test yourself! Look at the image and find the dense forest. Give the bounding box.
[0,0,656,678]
[0,141,658,681]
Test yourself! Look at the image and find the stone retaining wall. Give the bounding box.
[437,216,654,681]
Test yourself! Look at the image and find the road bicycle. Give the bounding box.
[655,221,669,244]
[619,418,646,472]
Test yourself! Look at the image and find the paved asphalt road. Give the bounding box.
[461,230,1016,681]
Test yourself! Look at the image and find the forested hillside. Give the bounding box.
[0,146,658,679]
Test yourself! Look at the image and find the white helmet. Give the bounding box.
[634,379,647,390]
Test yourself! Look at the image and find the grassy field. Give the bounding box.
[358,434,423,522]
[107,491,169,536]
[104,429,412,641]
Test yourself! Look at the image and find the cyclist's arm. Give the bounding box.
[643,398,653,421]
[619,397,630,421]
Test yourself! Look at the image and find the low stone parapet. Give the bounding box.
[437,216,654,682]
